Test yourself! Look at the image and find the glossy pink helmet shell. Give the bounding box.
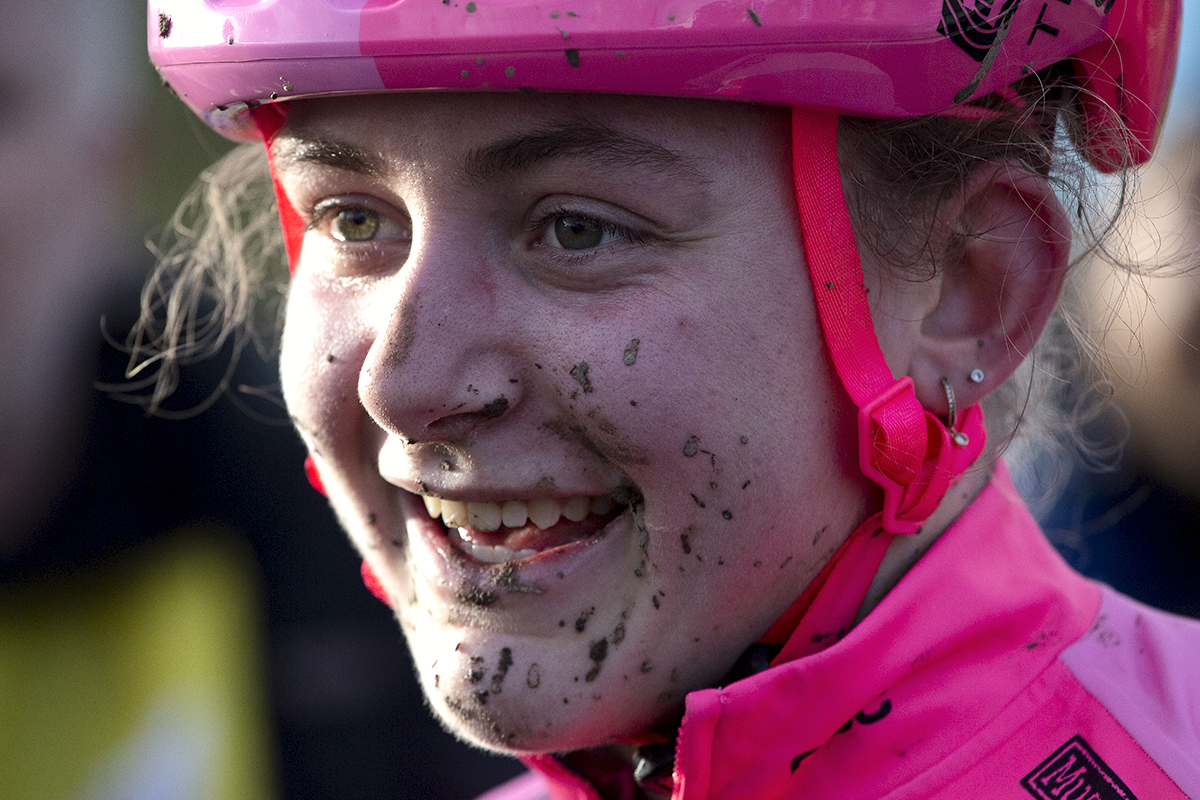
[150,0,1179,168]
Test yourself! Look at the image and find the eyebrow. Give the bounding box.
[270,137,387,180]
[271,120,706,186]
[463,120,705,185]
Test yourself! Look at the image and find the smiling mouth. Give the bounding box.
[421,494,629,563]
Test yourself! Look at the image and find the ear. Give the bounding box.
[869,161,1073,415]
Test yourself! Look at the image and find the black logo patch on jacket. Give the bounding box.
[937,0,1021,62]
[1021,735,1137,800]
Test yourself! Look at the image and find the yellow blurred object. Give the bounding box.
[0,531,276,800]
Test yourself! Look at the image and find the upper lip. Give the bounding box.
[376,441,629,504]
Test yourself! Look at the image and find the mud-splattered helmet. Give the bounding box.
[151,0,1178,168]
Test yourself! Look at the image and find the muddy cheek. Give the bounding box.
[546,350,654,468]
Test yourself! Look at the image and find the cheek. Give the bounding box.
[280,276,374,447]
[559,292,842,495]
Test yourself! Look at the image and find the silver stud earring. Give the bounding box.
[969,368,985,384]
[941,377,970,447]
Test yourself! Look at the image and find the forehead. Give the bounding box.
[274,92,790,182]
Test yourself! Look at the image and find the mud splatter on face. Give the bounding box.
[490,562,545,594]
[527,663,541,688]
[384,300,418,368]
[623,338,640,365]
[584,638,608,682]
[570,361,593,393]
[635,504,649,553]
[459,586,498,607]
[481,395,509,418]
[683,436,699,457]
[490,647,514,694]
[575,607,595,632]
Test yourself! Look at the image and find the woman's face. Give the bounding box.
[275,93,877,752]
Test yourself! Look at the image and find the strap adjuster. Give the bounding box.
[858,377,925,534]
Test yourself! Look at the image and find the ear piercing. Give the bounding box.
[969,368,985,384]
[940,377,970,447]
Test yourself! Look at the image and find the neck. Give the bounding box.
[857,462,994,620]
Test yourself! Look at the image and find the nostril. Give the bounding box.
[419,394,513,441]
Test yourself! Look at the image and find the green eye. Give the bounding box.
[553,215,606,250]
[332,208,380,242]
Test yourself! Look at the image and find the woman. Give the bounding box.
[144,1,1199,797]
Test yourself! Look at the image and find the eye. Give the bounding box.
[331,207,380,242]
[549,215,611,250]
[311,198,410,246]
[538,211,642,253]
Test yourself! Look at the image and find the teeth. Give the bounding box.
[448,527,538,563]
[423,496,443,518]
[427,493,619,531]
[562,496,590,522]
[468,501,502,533]
[441,500,468,529]
[501,500,528,528]
[527,498,561,530]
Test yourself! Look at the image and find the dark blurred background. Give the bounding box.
[0,1,1197,798]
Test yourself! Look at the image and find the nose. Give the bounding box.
[358,233,522,445]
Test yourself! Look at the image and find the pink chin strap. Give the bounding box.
[761,109,987,664]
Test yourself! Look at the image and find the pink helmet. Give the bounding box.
[151,0,1179,168]
[148,0,1180,635]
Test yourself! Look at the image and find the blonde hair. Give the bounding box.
[120,144,287,417]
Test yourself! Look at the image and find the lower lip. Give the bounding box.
[400,492,635,602]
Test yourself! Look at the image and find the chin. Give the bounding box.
[426,680,665,756]
[405,619,686,756]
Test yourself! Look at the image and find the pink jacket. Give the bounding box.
[478,465,1200,800]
